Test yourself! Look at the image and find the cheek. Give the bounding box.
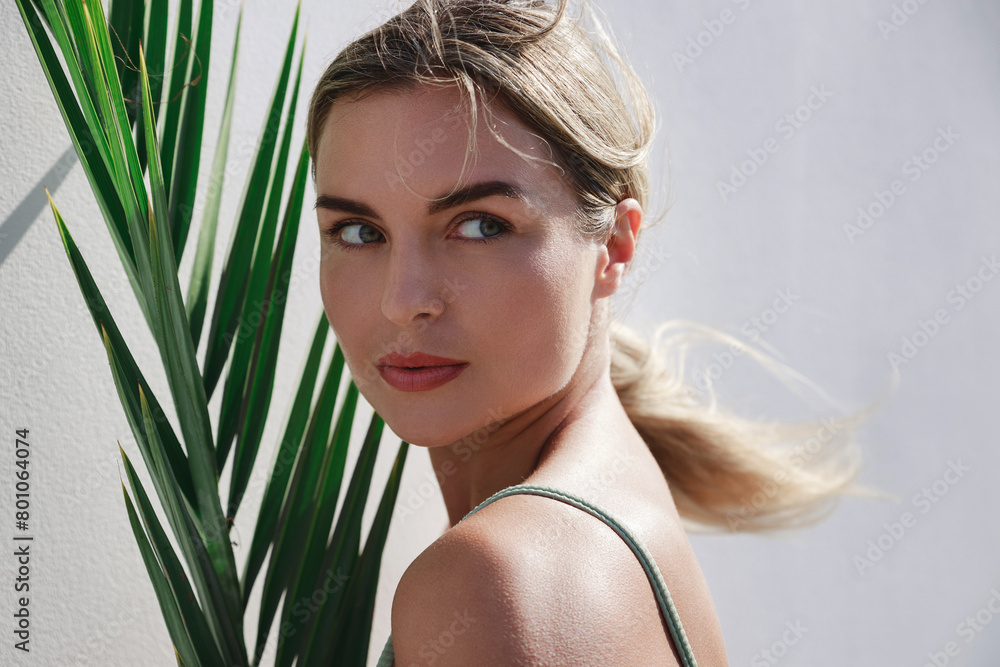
[486,245,593,389]
[319,262,382,392]
[319,260,372,348]
[318,260,341,327]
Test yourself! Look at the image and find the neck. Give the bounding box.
[427,331,619,527]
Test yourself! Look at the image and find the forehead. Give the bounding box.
[313,84,576,210]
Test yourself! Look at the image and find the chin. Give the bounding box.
[383,421,456,448]
[370,403,457,448]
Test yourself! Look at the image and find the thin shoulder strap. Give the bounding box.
[460,483,699,667]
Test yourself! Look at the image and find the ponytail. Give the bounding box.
[610,319,881,532]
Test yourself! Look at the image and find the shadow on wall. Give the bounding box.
[0,145,76,267]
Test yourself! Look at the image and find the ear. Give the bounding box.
[594,198,643,300]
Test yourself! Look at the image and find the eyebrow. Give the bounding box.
[314,180,525,219]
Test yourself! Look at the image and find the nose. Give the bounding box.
[381,244,446,326]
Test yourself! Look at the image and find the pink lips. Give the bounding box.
[376,351,468,392]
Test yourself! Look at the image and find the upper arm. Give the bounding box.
[390,527,533,666]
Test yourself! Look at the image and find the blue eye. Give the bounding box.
[455,214,509,242]
[323,222,383,250]
[341,223,383,244]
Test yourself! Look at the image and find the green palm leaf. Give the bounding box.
[254,345,346,657]
[292,414,387,666]
[241,313,329,607]
[158,0,192,200]
[107,0,143,126]
[120,444,224,667]
[202,4,301,401]
[219,39,307,489]
[274,383,362,667]
[305,441,410,666]
[167,0,213,262]
[98,306,242,663]
[139,44,245,651]
[187,6,242,349]
[227,140,311,519]
[120,479,203,667]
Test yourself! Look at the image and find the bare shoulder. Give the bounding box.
[390,490,727,665]
[389,511,536,666]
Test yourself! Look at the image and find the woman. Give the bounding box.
[307,0,864,664]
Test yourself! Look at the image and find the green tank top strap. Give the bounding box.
[375,482,698,667]
[462,483,698,666]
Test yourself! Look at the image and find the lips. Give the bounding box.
[377,351,466,368]
[376,351,468,391]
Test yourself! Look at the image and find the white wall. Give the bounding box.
[1,0,997,665]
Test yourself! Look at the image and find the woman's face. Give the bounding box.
[314,84,606,447]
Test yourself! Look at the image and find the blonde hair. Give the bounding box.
[307,0,881,532]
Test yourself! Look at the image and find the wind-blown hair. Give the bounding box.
[306,0,879,532]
